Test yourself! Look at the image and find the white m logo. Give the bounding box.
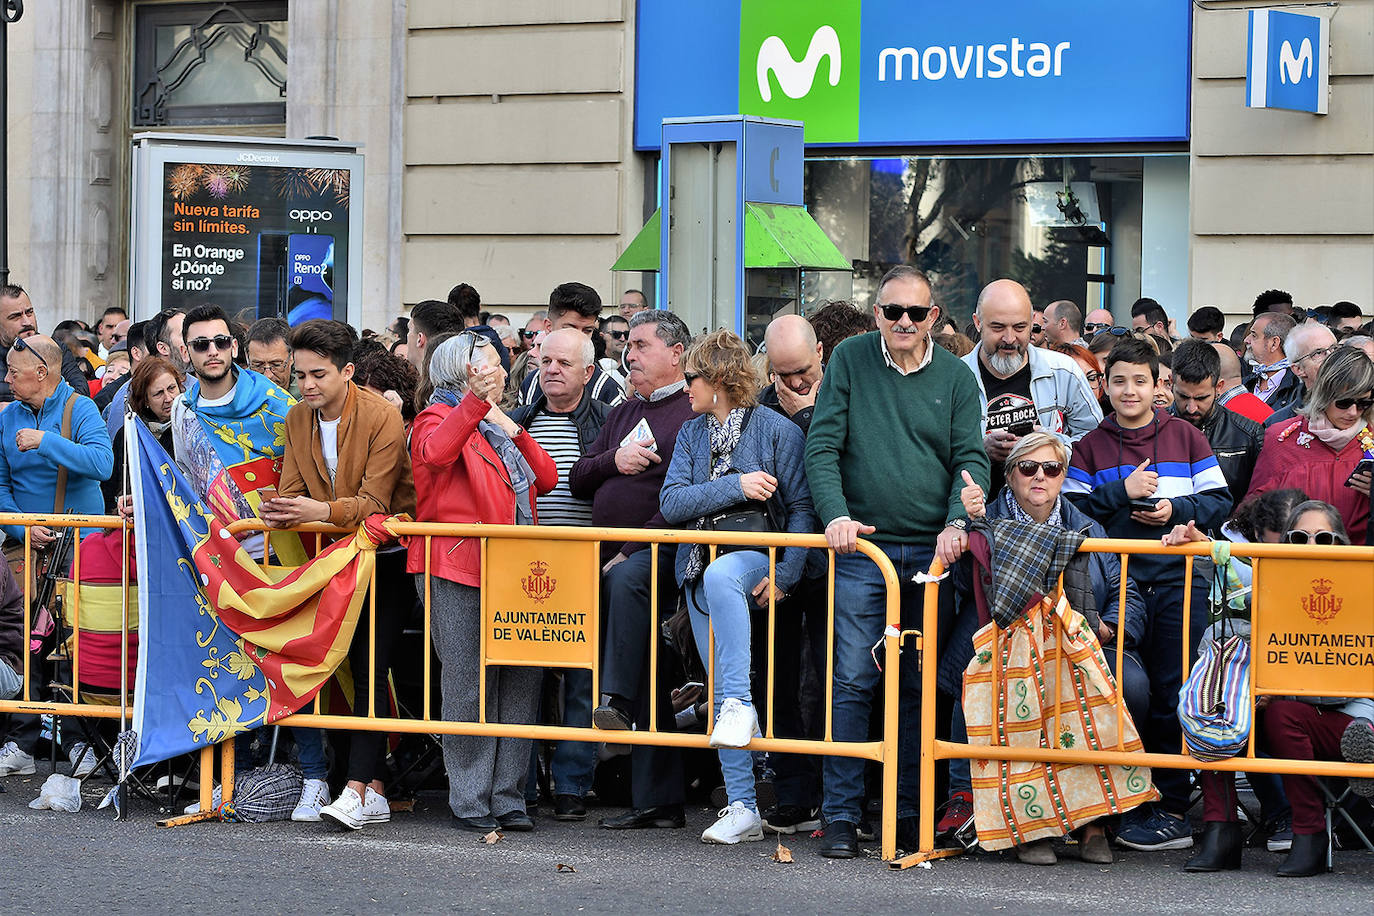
[756,25,842,102]
[1279,38,1313,84]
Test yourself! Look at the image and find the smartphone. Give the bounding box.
[1345,458,1374,488]
[258,486,279,504]
[1129,498,1160,513]
[682,681,705,692]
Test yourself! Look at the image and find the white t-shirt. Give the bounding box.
[319,416,340,487]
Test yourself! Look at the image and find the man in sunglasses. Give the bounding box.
[1169,340,1266,502]
[1263,321,1337,429]
[599,315,630,371]
[0,284,91,402]
[962,280,1102,497]
[1082,307,1115,339]
[806,264,990,858]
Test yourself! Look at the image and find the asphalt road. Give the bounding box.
[1,762,1370,915]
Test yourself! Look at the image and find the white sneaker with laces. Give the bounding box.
[291,777,332,822]
[183,784,222,815]
[68,741,98,779]
[0,740,36,776]
[709,698,761,749]
[321,786,391,830]
[701,801,764,844]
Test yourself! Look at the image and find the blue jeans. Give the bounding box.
[684,549,771,810]
[550,668,599,798]
[0,660,20,700]
[293,726,329,780]
[825,542,937,825]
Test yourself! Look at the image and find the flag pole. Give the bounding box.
[118,409,133,819]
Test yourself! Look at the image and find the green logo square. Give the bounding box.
[739,0,861,143]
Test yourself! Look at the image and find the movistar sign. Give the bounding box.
[1247,9,1329,115]
[635,0,1192,149]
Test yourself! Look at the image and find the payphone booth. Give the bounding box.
[612,116,850,349]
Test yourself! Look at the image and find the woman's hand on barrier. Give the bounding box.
[260,495,330,527]
[116,494,134,523]
[15,428,43,452]
[1160,519,1208,547]
[752,575,785,608]
[1124,459,1158,499]
[825,518,875,555]
[1130,499,1173,527]
[960,469,987,519]
[740,471,778,502]
[30,525,54,547]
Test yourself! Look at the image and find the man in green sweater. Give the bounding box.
[804,265,990,858]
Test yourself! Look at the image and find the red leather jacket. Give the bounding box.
[407,391,557,586]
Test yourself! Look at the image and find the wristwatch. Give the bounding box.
[947,517,969,532]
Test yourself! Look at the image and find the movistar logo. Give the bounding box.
[1279,38,1313,84]
[756,25,841,102]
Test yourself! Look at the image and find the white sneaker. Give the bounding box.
[68,741,98,779]
[708,698,761,749]
[183,784,222,815]
[320,786,391,830]
[701,801,764,844]
[0,740,36,776]
[291,778,332,822]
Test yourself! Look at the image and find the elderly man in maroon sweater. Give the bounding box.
[570,309,695,830]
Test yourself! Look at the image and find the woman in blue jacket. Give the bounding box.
[660,329,815,846]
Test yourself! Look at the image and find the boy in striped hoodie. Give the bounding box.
[1063,337,1233,852]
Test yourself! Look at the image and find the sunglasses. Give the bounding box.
[1083,322,1109,334]
[1031,324,1044,335]
[1013,459,1065,479]
[1284,529,1346,546]
[605,330,629,341]
[879,303,933,324]
[1333,395,1374,411]
[460,331,493,361]
[521,330,539,339]
[188,334,233,353]
[683,371,701,384]
[1096,326,1131,337]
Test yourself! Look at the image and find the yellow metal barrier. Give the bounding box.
[0,513,909,859]
[901,537,1374,869]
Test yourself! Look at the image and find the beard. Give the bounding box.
[985,344,1026,376]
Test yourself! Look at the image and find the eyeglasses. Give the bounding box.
[1031,324,1044,335]
[1284,529,1347,546]
[605,330,629,341]
[1293,346,1333,366]
[460,331,493,362]
[1083,322,1109,334]
[188,334,233,353]
[1013,460,1065,479]
[521,330,539,339]
[683,371,701,384]
[878,303,933,324]
[1333,395,1374,411]
[1084,370,1102,384]
[250,360,289,374]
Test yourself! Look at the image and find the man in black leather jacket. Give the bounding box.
[1169,340,1265,502]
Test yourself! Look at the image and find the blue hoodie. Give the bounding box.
[0,380,114,541]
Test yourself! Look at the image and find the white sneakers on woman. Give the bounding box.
[291,777,332,822]
[709,698,761,748]
[320,786,390,830]
[701,801,765,844]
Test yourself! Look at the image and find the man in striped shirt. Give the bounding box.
[510,328,610,821]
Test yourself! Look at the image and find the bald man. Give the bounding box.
[0,285,90,400]
[962,279,1102,490]
[761,314,824,432]
[1210,342,1274,424]
[1083,307,1115,338]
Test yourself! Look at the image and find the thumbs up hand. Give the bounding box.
[960,469,988,519]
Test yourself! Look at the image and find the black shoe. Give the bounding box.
[592,697,633,732]
[451,814,500,833]
[554,794,587,821]
[1185,821,1243,872]
[1276,832,1328,877]
[896,816,920,855]
[820,820,859,859]
[497,810,535,832]
[763,804,822,835]
[599,804,685,829]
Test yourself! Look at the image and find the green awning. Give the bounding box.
[611,209,661,271]
[611,204,851,272]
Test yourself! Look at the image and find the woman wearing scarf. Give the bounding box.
[103,356,183,512]
[1246,346,1374,542]
[408,332,557,834]
[659,330,815,845]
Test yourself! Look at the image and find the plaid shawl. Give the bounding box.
[968,518,1086,628]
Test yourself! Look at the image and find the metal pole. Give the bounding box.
[0,2,24,288]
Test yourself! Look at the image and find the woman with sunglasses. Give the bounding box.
[409,331,558,834]
[658,329,815,846]
[1246,346,1374,543]
[944,432,1149,866]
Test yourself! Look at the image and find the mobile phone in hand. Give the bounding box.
[1129,497,1160,513]
[258,486,279,504]
[1344,458,1374,488]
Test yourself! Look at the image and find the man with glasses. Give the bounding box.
[520,283,624,408]
[1082,307,1115,339]
[0,334,111,778]
[618,289,650,321]
[1264,321,1337,428]
[0,284,90,401]
[805,264,989,858]
[96,307,127,359]
[246,317,300,399]
[1332,301,1364,338]
[1030,307,1047,347]
[1169,340,1265,501]
[599,315,630,372]
[962,280,1101,497]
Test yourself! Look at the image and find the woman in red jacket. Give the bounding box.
[409,332,556,834]
[1246,347,1374,542]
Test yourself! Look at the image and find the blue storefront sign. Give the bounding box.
[1246,9,1329,115]
[635,0,1193,149]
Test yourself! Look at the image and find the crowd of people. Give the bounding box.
[0,274,1370,877]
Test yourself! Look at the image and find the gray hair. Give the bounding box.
[542,326,594,368]
[1283,500,1350,544]
[427,332,492,393]
[1299,345,1374,421]
[628,308,692,350]
[1283,321,1335,361]
[1003,431,1068,475]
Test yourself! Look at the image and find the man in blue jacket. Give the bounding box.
[0,334,112,779]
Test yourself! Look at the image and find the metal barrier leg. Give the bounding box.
[157,744,220,827]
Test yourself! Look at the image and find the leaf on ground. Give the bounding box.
[555,863,576,874]
[481,830,503,845]
[771,841,794,864]
[389,798,415,813]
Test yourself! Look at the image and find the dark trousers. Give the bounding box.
[1139,577,1210,812]
[1265,699,1353,835]
[600,545,684,808]
[344,548,410,784]
[765,574,827,810]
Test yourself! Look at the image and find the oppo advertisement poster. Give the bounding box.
[132,137,363,327]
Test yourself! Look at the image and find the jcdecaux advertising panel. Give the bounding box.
[635,0,1192,148]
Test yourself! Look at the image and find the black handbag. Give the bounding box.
[703,409,784,555]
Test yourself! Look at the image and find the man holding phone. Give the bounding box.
[961,280,1101,496]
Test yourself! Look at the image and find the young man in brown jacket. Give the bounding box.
[264,319,417,831]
